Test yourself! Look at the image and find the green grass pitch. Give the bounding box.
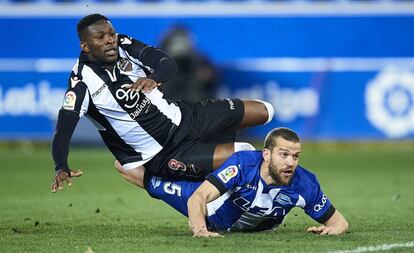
[1,142,413,253]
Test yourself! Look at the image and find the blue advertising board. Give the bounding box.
[1,7,414,140]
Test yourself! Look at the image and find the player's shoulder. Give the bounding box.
[117,33,133,44]
[117,33,147,48]
[66,68,87,90]
[232,150,262,167]
[70,57,88,81]
[295,166,318,181]
[214,151,260,186]
[291,166,320,192]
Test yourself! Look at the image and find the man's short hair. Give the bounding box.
[77,13,109,40]
[264,127,300,150]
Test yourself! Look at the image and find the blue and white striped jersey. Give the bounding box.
[146,150,335,233]
[205,151,335,232]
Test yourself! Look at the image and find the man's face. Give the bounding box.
[266,137,301,186]
[81,20,118,64]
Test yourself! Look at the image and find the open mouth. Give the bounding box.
[281,169,293,177]
[105,48,117,56]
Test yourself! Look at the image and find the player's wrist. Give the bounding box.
[55,168,71,177]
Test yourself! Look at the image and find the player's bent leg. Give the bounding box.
[212,143,234,169]
[239,100,274,129]
[212,142,256,169]
[146,175,202,216]
[114,160,145,188]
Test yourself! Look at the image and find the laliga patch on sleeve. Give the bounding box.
[218,165,238,183]
[63,91,76,110]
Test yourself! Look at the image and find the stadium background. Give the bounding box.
[1,2,414,141]
[1,1,414,253]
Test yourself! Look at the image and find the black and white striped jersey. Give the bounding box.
[53,34,190,171]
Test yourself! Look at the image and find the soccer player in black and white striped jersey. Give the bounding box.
[51,14,275,193]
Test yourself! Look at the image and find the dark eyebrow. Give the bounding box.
[278,148,301,154]
[91,31,104,35]
[278,148,290,152]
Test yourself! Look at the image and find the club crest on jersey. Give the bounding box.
[275,193,292,206]
[63,91,76,110]
[218,165,238,183]
[118,58,132,72]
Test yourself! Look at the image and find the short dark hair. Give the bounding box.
[77,13,109,40]
[264,127,300,150]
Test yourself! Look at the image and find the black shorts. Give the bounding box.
[145,98,244,181]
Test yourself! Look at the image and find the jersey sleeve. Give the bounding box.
[51,75,89,173]
[205,153,242,195]
[303,174,336,223]
[62,75,89,116]
[118,34,178,83]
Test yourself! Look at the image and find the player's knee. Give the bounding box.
[114,160,125,174]
[255,99,275,124]
[114,160,145,188]
[234,142,256,152]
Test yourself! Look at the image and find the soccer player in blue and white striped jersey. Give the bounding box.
[116,127,349,237]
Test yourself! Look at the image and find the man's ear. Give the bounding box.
[262,148,271,163]
[80,41,89,53]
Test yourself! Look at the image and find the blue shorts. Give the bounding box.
[144,171,202,217]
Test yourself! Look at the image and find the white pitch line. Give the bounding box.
[325,241,414,253]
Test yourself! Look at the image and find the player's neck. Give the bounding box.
[104,64,115,72]
[260,163,275,185]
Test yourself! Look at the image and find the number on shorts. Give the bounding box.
[168,159,187,172]
[163,182,182,197]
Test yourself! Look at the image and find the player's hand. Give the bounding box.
[124,78,160,93]
[306,225,343,235]
[193,230,223,238]
[191,226,223,238]
[51,169,83,193]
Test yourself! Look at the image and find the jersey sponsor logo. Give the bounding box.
[63,91,76,110]
[218,165,238,183]
[129,96,151,120]
[116,84,140,109]
[314,194,328,212]
[91,83,107,99]
[275,193,292,206]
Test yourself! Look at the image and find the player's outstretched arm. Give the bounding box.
[187,181,223,238]
[307,209,349,235]
[51,109,81,193]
